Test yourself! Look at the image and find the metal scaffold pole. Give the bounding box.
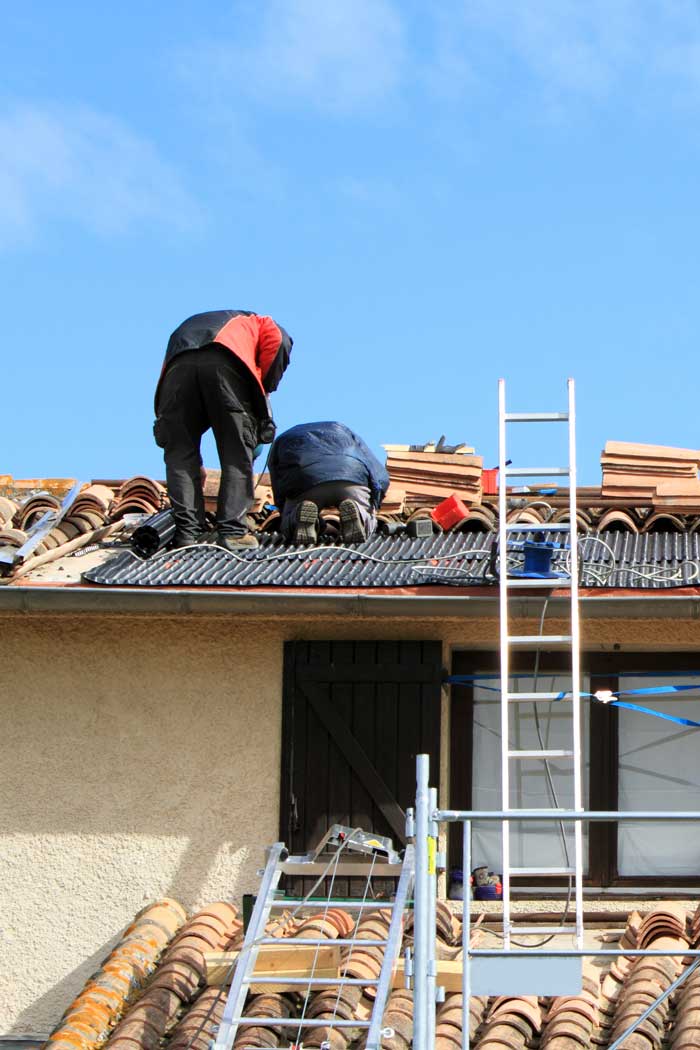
[413,754,430,1050]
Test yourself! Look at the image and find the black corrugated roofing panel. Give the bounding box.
[82,530,700,590]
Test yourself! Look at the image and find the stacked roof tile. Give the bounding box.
[382,444,483,514]
[43,900,700,1050]
[601,442,700,508]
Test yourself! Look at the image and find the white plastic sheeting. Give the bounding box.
[471,674,590,874]
[618,677,700,876]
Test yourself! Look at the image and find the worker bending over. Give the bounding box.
[154,309,293,550]
[269,421,389,545]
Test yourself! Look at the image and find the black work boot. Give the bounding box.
[171,531,200,550]
[294,501,319,545]
[339,499,367,544]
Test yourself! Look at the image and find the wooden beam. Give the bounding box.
[206,947,467,994]
[392,958,464,993]
[205,945,341,987]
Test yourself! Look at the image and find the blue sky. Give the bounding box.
[4,1,700,484]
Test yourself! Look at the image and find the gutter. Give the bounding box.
[2,585,700,619]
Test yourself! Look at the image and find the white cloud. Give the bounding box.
[458,0,700,101]
[198,0,406,113]
[0,102,201,245]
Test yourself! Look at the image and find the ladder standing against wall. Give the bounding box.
[497,377,584,948]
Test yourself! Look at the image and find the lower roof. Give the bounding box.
[81,530,700,591]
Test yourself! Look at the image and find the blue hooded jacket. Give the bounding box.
[269,422,390,509]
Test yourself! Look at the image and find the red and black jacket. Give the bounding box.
[155,309,293,414]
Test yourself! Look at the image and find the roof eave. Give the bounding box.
[2,585,700,619]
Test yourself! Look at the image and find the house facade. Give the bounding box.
[3,578,700,1035]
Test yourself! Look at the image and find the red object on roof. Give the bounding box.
[431,493,469,531]
[482,468,498,495]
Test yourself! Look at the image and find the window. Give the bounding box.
[618,676,700,877]
[471,674,590,875]
[450,651,700,887]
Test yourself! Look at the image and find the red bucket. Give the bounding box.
[431,493,469,531]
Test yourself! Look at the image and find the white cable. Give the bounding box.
[117,532,700,587]
[120,541,495,569]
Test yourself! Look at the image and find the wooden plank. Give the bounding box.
[386,450,481,465]
[206,948,464,993]
[392,958,464,992]
[306,650,331,862]
[329,661,353,898]
[249,979,338,993]
[281,641,309,897]
[604,441,700,461]
[206,945,341,986]
[301,681,407,844]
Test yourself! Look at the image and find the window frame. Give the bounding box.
[450,650,700,888]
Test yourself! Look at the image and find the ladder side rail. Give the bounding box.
[567,377,585,947]
[213,842,285,1050]
[365,844,416,1050]
[497,378,512,948]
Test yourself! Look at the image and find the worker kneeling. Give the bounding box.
[154,309,292,550]
[269,422,389,545]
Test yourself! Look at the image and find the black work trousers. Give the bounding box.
[154,347,258,537]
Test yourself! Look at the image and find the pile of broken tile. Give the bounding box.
[0,477,167,579]
[40,899,700,1050]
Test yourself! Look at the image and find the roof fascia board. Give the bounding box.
[2,587,700,620]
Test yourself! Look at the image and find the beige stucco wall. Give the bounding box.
[2,615,287,1035]
[3,607,700,1034]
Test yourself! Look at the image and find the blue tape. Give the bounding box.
[606,700,700,728]
[615,684,700,698]
[444,675,700,727]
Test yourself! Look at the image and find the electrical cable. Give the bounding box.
[115,522,700,590]
[326,852,378,1034]
[294,843,345,1043]
[478,596,574,949]
[119,541,495,569]
[512,597,573,948]
[180,828,368,1050]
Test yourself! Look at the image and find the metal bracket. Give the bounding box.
[404,946,413,989]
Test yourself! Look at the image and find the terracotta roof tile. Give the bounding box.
[49,898,700,1050]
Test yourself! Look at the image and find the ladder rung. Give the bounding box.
[504,577,568,589]
[505,467,570,477]
[267,899,398,909]
[508,635,572,647]
[231,1019,371,1028]
[258,937,388,946]
[508,749,574,759]
[249,976,379,985]
[508,925,576,935]
[504,522,571,531]
[509,866,576,877]
[507,692,566,702]
[504,412,569,422]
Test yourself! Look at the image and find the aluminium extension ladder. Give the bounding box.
[213,826,415,1050]
[497,377,584,948]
